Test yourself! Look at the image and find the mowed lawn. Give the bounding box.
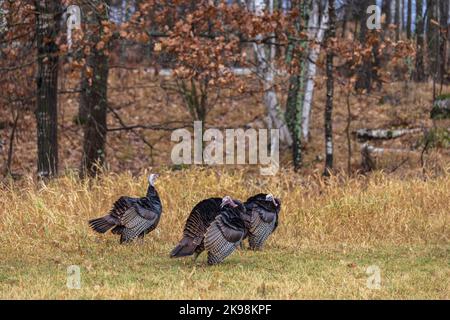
[0,169,449,299]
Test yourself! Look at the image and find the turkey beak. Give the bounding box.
[266,194,277,206]
[148,174,159,186]
[221,196,237,208]
[220,197,228,208]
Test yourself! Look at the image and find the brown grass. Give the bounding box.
[0,168,449,299]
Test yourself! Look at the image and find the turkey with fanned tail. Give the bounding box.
[170,197,222,259]
[244,193,281,250]
[88,174,162,243]
[171,196,250,265]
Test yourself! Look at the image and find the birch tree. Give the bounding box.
[301,0,329,142]
[251,0,292,146]
[414,0,425,81]
[285,0,309,170]
[284,0,329,169]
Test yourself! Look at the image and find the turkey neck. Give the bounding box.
[145,184,159,199]
[144,185,162,213]
[253,200,278,213]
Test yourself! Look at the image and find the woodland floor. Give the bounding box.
[1,70,449,177]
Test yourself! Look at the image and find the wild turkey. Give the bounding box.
[171,196,250,265]
[88,174,162,243]
[170,197,222,258]
[244,193,281,250]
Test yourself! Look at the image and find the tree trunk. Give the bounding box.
[414,0,425,81]
[388,0,395,25]
[341,3,348,38]
[439,0,449,84]
[382,0,393,55]
[281,0,290,14]
[448,3,450,70]
[80,1,110,177]
[406,0,412,39]
[372,0,382,90]
[345,92,352,174]
[395,0,401,41]
[427,0,439,78]
[323,0,335,176]
[301,0,329,142]
[286,73,304,170]
[285,0,310,170]
[4,109,20,177]
[355,0,375,92]
[401,0,405,33]
[35,0,61,178]
[382,0,392,29]
[252,0,292,146]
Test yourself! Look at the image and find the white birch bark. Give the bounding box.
[356,128,422,140]
[281,0,290,14]
[361,143,416,154]
[390,0,396,24]
[301,1,329,142]
[0,1,7,34]
[251,0,292,146]
[121,0,127,23]
[110,5,121,24]
[66,5,81,51]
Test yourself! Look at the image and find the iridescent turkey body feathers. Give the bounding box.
[244,193,281,250]
[171,197,249,265]
[88,177,162,243]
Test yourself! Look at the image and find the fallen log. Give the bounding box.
[355,128,422,141]
[361,143,416,154]
[360,143,416,173]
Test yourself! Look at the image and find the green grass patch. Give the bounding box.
[1,243,448,299]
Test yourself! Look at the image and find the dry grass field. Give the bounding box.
[0,168,448,299]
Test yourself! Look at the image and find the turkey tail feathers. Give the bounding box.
[170,237,197,258]
[88,217,115,234]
